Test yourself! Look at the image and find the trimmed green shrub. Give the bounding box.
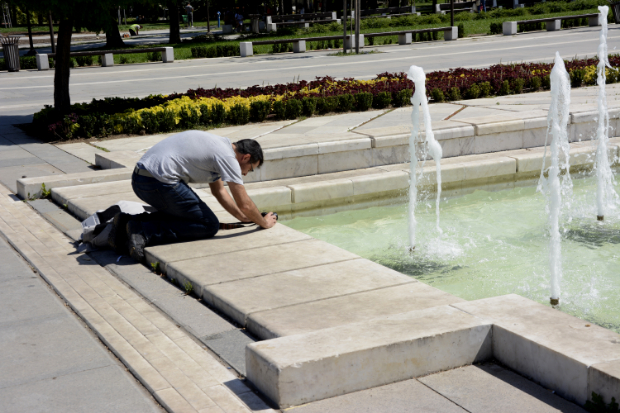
[147,51,161,62]
[160,109,177,132]
[498,80,511,95]
[489,22,502,35]
[75,55,93,67]
[334,38,342,49]
[465,84,480,100]
[392,89,412,107]
[458,23,465,38]
[119,56,129,64]
[479,82,492,97]
[354,92,373,111]
[250,100,270,123]
[513,78,525,94]
[69,58,77,68]
[211,103,226,124]
[302,97,317,117]
[228,103,250,125]
[180,105,200,128]
[337,94,355,112]
[78,115,96,138]
[373,91,392,109]
[570,68,585,87]
[542,75,551,90]
[431,88,445,102]
[140,111,161,134]
[198,104,211,125]
[285,99,302,119]
[273,100,286,119]
[20,56,37,69]
[447,87,461,101]
[122,116,141,135]
[530,76,542,91]
[0,58,5,71]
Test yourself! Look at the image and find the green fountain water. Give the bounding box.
[284,173,620,333]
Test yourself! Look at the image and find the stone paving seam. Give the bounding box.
[0,184,275,413]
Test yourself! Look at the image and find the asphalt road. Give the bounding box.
[1,25,619,122]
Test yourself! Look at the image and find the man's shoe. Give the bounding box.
[126,220,147,263]
[107,213,131,253]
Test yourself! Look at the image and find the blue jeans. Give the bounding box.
[131,172,220,245]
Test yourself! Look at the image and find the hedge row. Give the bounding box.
[32,54,620,141]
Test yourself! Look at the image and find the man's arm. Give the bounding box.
[228,181,277,229]
[209,180,250,222]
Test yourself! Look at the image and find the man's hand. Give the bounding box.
[228,182,277,229]
[262,212,277,229]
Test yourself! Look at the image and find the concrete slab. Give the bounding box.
[290,378,467,413]
[200,329,256,376]
[0,163,64,194]
[166,239,359,298]
[146,223,312,273]
[0,364,162,413]
[18,168,132,200]
[0,312,115,389]
[0,277,66,324]
[18,143,92,173]
[207,258,413,327]
[452,294,620,405]
[419,363,587,413]
[247,282,464,339]
[52,180,133,205]
[246,305,492,408]
[56,142,106,164]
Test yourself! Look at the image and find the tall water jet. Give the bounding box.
[407,65,443,250]
[538,52,572,306]
[594,5,619,221]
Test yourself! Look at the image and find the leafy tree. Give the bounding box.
[20,0,154,115]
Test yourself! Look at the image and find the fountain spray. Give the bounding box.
[594,5,619,221]
[407,65,443,251]
[539,52,572,306]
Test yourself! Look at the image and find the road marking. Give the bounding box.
[2,34,616,91]
[5,28,619,82]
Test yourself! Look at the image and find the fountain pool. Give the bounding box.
[283,172,620,333]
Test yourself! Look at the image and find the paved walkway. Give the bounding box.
[0,235,164,413]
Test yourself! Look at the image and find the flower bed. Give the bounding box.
[33,55,620,141]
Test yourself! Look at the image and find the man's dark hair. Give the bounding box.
[235,139,264,167]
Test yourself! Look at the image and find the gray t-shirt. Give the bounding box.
[137,131,243,185]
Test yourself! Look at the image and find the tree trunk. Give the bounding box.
[280,0,285,15]
[105,12,125,48]
[25,7,36,55]
[54,17,73,115]
[167,0,181,43]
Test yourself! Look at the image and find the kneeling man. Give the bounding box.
[109,131,277,262]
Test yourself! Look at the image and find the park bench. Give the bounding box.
[34,46,174,70]
[238,25,457,57]
[438,1,477,13]
[266,12,340,31]
[502,12,602,35]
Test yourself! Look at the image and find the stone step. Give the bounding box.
[203,258,413,327]
[17,168,132,200]
[246,305,492,408]
[247,282,465,340]
[453,294,620,406]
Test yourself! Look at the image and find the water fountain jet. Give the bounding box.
[539,52,572,306]
[594,5,619,221]
[407,65,443,251]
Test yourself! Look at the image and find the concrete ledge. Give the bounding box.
[452,294,620,405]
[588,360,620,406]
[247,282,465,340]
[95,150,142,169]
[246,305,492,408]
[17,168,132,200]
